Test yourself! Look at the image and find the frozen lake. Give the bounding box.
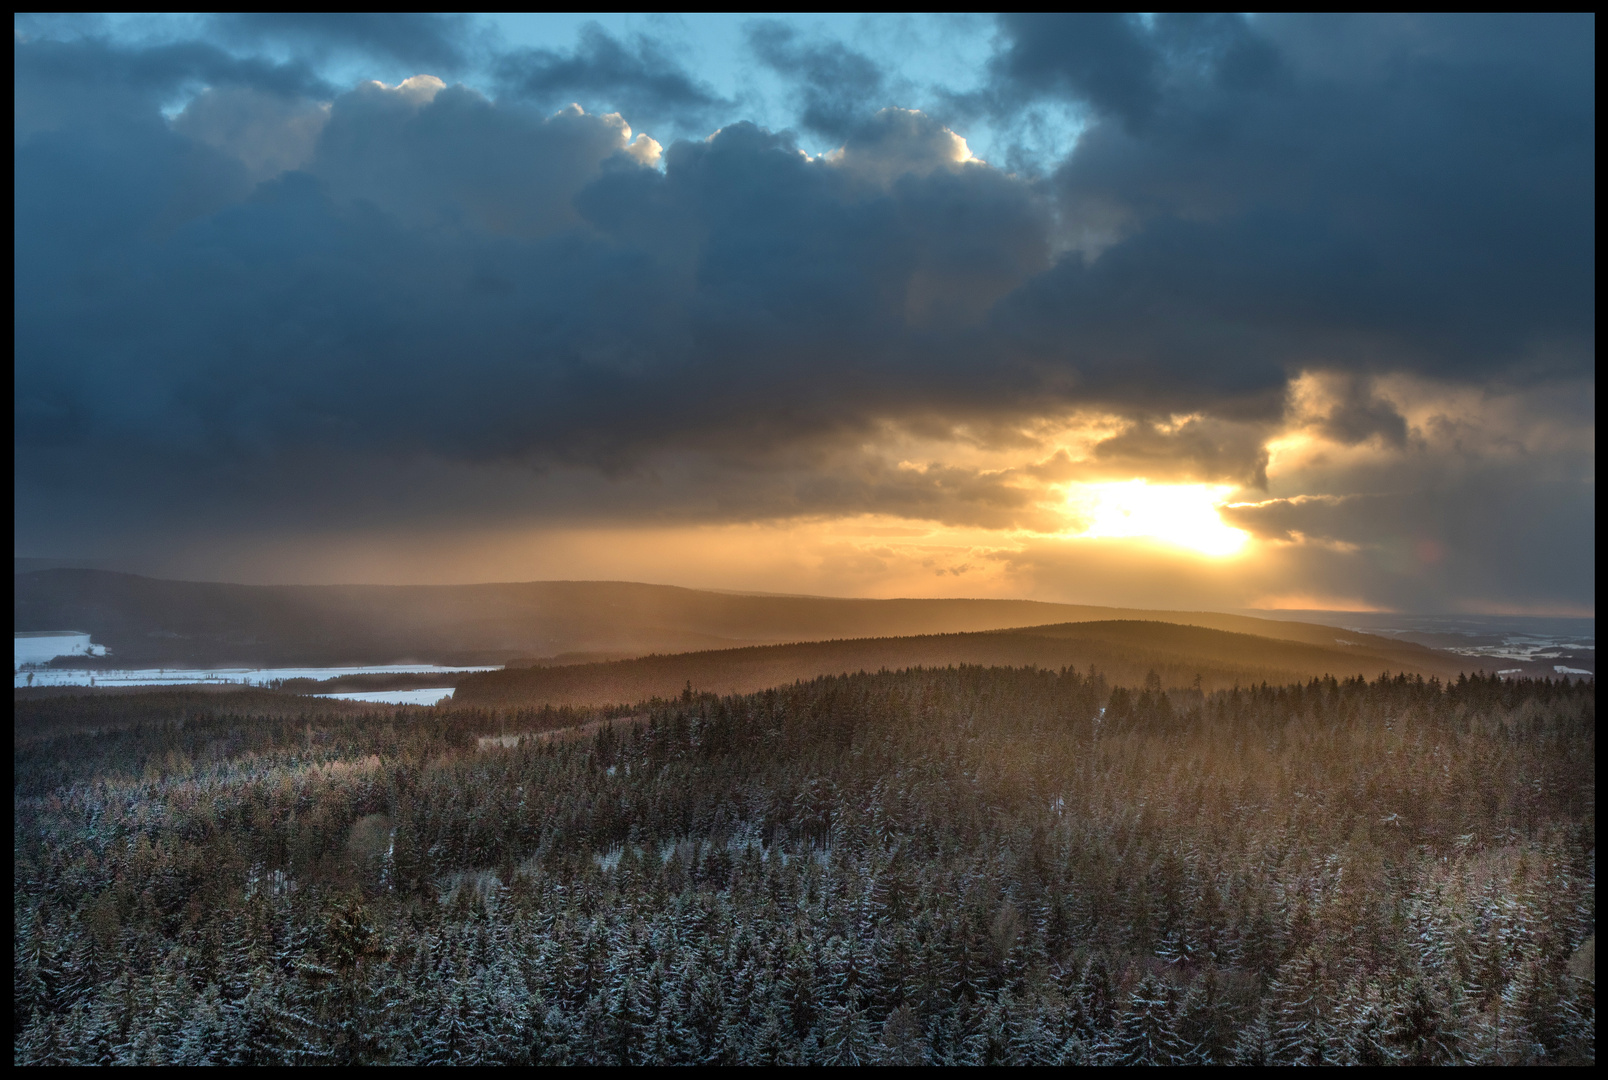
[13,663,498,690]
[314,688,457,706]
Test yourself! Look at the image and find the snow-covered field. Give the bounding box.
[1322,613,1594,674]
[14,631,105,667]
[1438,636,1596,664]
[13,663,498,690]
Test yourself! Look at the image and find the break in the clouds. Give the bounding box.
[13,14,1595,613]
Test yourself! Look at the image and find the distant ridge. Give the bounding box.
[13,569,1446,671]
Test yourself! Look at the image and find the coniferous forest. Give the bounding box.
[13,667,1595,1065]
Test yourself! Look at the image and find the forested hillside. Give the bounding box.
[454,619,1465,707]
[14,667,1593,1064]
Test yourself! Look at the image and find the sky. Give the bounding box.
[12,14,1596,614]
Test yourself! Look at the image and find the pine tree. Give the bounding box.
[778,940,819,1041]
[1111,972,1183,1065]
[465,959,532,1065]
[1333,977,1391,1065]
[739,1001,790,1064]
[1231,1007,1273,1066]
[533,1002,579,1065]
[1563,935,1594,1064]
[1077,952,1116,1038]
[14,1009,65,1066]
[1387,974,1459,1065]
[684,967,729,1063]
[820,999,872,1065]
[1054,1027,1092,1065]
[1175,965,1234,1064]
[173,983,227,1065]
[1499,959,1563,1063]
[1190,876,1229,965]
[14,908,59,1031]
[962,996,1013,1066]
[872,1002,929,1065]
[419,978,475,1065]
[1008,998,1063,1065]
[222,979,281,1065]
[1267,948,1337,1065]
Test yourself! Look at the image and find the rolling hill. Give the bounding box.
[451,618,1473,708]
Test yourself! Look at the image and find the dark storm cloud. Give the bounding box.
[1091,417,1271,488]
[1002,13,1594,384]
[14,85,1041,507]
[990,13,1283,125]
[11,14,1596,608]
[208,14,478,74]
[495,22,731,135]
[1308,377,1408,449]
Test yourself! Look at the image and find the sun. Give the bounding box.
[1066,480,1250,557]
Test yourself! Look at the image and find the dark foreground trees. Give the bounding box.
[13,668,1595,1064]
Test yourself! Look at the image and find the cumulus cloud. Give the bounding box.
[309,80,651,237]
[12,15,1595,611]
[827,108,974,184]
[172,85,330,181]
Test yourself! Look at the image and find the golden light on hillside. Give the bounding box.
[1066,480,1250,557]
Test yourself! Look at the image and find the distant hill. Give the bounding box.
[452,619,1472,708]
[14,569,1442,670]
[14,557,118,574]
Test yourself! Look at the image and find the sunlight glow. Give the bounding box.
[1067,481,1250,557]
